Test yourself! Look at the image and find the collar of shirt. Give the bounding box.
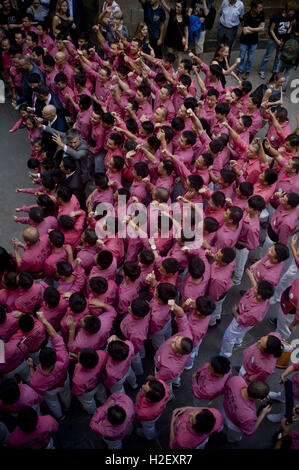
[45,94,52,105]
[66,170,75,179]
[49,115,57,126]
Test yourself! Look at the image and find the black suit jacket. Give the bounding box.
[41,117,69,158]
[41,167,86,209]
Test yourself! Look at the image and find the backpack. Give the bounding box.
[204,6,216,30]
[280,37,299,65]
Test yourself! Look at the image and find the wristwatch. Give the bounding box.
[151,244,157,250]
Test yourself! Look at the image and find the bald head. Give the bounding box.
[42,104,56,121]
[23,227,39,244]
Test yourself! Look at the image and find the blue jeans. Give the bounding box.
[237,43,258,73]
[278,60,297,91]
[259,37,281,74]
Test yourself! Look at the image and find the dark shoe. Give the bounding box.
[233,366,241,374]
[239,290,246,296]
[268,317,277,327]
[242,72,249,79]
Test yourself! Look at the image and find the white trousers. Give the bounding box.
[221,404,243,442]
[194,30,206,55]
[233,248,249,285]
[220,318,252,358]
[151,319,172,351]
[274,259,298,302]
[77,382,107,415]
[276,306,294,340]
[140,415,160,440]
[3,359,31,384]
[110,366,137,394]
[209,296,227,326]
[43,373,72,419]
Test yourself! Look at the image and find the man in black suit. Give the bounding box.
[33,85,67,128]
[35,104,69,158]
[38,156,86,209]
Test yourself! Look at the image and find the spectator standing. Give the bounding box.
[188,0,213,57]
[258,2,297,79]
[138,0,166,58]
[236,0,265,79]
[217,0,245,56]
[161,0,189,63]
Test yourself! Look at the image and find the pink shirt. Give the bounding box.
[87,281,118,314]
[238,215,260,250]
[90,392,135,440]
[76,245,98,272]
[72,350,108,396]
[10,318,46,353]
[44,247,68,277]
[18,234,51,273]
[242,332,281,382]
[60,211,86,250]
[236,288,270,327]
[76,106,92,141]
[0,313,18,342]
[7,415,59,449]
[135,379,170,421]
[88,257,117,282]
[252,256,285,287]
[212,223,242,253]
[267,120,291,150]
[187,309,212,346]
[55,62,74,88]
[0,384,41,414]
[38,34,55,53]
[14,281,47,314]
[270,205,299,245]
[0,288,20,313]
[14,216,58,237]
[223,376,257,435]
[192,362,232,400]
[30,335,70,393]
[208,260,235,301]
[155,315,193,381]
[181,274,210,307]
[120,313,150,354]
[41,297,68,331]
[149,297,172,334]
[247,109,263,136]
[57,264,86,295]
[0,340,29,374]
[57,194,80,217]
[104,340,135,388]
[170,407,223,449]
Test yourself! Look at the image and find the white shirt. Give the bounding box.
[219,0,244,28]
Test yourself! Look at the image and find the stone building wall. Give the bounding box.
[81,0,287,51]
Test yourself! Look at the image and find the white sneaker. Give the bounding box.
[270,297,279,305]
[267,413,284,423]
[269,391,285,403]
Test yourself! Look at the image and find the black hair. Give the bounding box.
[17,406,38,434]
[247,380,270,399]
[134,162,149,178]
[241,80,252,95]
[141,121,155,135]
[131,298,150,318]
[200,153,213,168]
[18,272,34,289]
[0,304,7,324]
[273,243,289,262]
[109,132,125,147]
[210,355,231,375]
[146,380,166,402]
[49,230,65,248]
[0,378,20,404]
[125,118,138,134]
[180,58,193,72]
[107,405,126,425]
[286,192,299,208]
[107,340,129,361]
[256,280,274,300]
[69,293,86,313]
[248,195,265,211]
[123,261,141,281]
[239,181,254,198]
[161,258,179,274]
[227,206,243,225]
[211,191,225,208]
[241,115,252,129]
[139,249,155,266]
[56,185,72,202]
[182,130,196,147]
[89,276,108,294]
[221,247,236,264]
[84,315,101,334]
[43,287,60,308]
[207,88,220,98]
[164,52,176,64]
[39,346,57,367]
[204,217,219,233]
[101,112,115,126]
[192,409,215,434]
[96,250,113,269]
[43,54,55,67]
[56,260,73,277]
[79,348,99,369]
[215,102,230,116]
[188,257,205,278]
[156,282,177,304]
[58,215,75,230]
[29,206,44,223]
[137,84,151,98]
[147,135,161,152]
[78,94,92,110]
[195,296,215,316]
[179,337,193,354]
[264,335,283,358]
[18,314,34,332]
[184,97,198,111]
[188,174,204,190]
[94,172,109,190]
[171,116,185,132]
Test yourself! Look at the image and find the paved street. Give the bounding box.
[1,49,299,450]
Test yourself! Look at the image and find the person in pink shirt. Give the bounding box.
[210,102,230,140]
[169,406,224,449]
[239,332,283,383]
[86,173,114,212]
[181,257,211,309]
[271,158,299,208]
[191,356,232,406]
[90,391,135,449]
[44,230,72,277]
[154,303,193,397]
[263,193,299,249]
[193,59,224,98]
[245,95,263,136]
[43,55,59,93]
[233,195,266,286]
[220,273,274,358]
[37,22,55,54]
[83,63,112,104]
[199,88,218,129]
[0,273,20,314]
[40,287,68,331]
[14,272,47,314]
[73,95,92,141]
[163,130,196,171]
[135,376,170,440]
[204,191,226,227]
[59,292,88,342]
[87,277,118,313]
[12,227,51,274]
[10,314,46,363]
[88,250,117,283]
[54,51,74,88]
[28,311,71,420]
[104,335,138,393]
[0,379,42,417]
[206,247,236,327]
[67,305,117,354]
[222,377,271,442]
[120,298,150,376]
[7,406,59,449]
[249,243,289,286]
[57,210,86,250]
[56,186,80,217]
[56,258,86,297]
[0,305,18,342]
[54,72,76,119]
[266,106,292,150]
[117,262,142,315]
[208,206,243,254]
[0,338,30,383]
[13,206,58,237]
[252,168,278,206]
[72,348,108,414]
[1,37,12,81]
[96,217,125,265]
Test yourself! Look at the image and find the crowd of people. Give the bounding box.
[0,0,299,451]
